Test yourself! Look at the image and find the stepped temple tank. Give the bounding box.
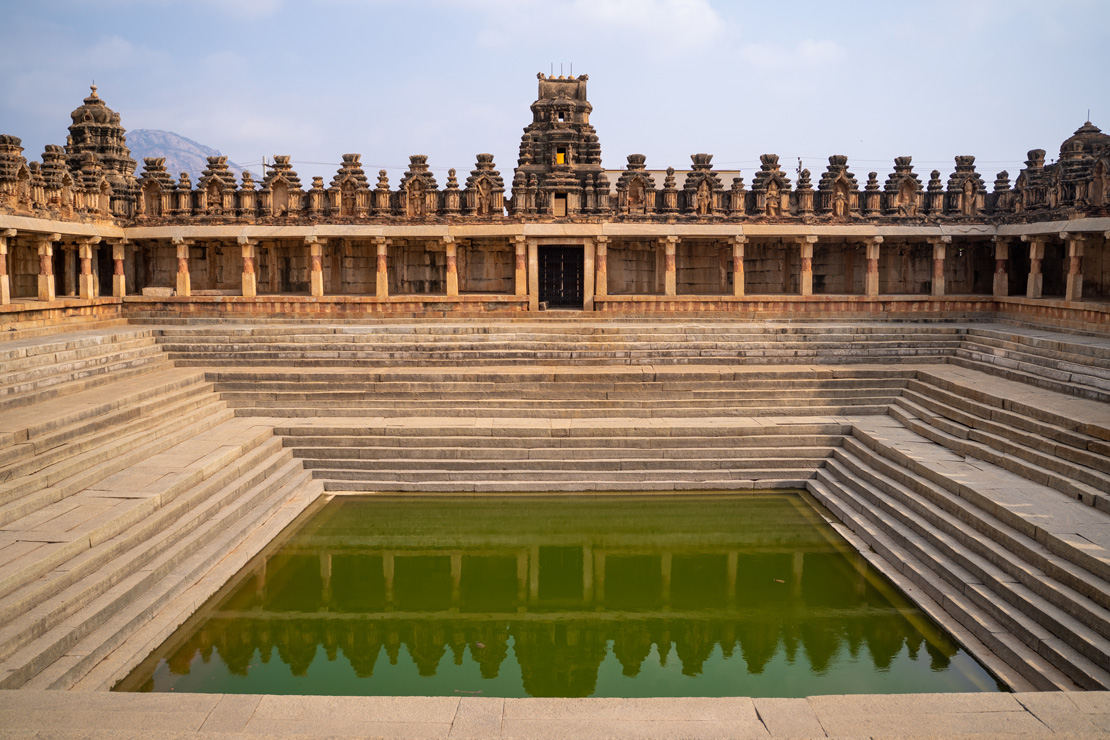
[1,73,1109,324]
[2,72,1110,739]
[116,495,1004,697]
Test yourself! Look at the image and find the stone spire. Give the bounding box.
[65,85,137,213]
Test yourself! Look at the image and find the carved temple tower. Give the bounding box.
[65,85,138,216]
[512,74,606,218]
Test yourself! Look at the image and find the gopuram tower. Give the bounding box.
[511,74,608,217]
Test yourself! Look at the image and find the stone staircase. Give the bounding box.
[153,323,964,367]
[0,335,323,691]
[810,417,1110,693]
[0,327,171,412]
[281,421,846,492]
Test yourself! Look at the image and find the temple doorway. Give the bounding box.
[538,245,584,308]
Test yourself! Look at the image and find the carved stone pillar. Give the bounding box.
[799,235,817,296]
[527,239,539,312]
[77,237,100,300]
[595,235,608,299]
[513,235,527,297]
[1024,236,1044,298]
[444,237,458,297]
[112,240,127,298]
[63,245,77,297]
[929,236,950,297]
[173,237,192,297]
[662,236,677,297]
[0,229,14,305]
[239,237,257,298]
[864,236,882,297]
[36,233,60,302]
[583,237,596,312]
[992,237,1009,298]
[374,237,389,299]
[1064,233,1085,302]
[731,236,746,297]
[306,236,325,297]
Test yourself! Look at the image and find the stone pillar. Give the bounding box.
[583,238,596,311]
[527,239,539,312]
[864,236,882,297]
[306,236,325,297]
[929,236,950,297]
[1064,233,1085,302]
[36,233,60,302]
[0,229,14,305]
[594,235,608,299]
[992,237,1009,298]
[112,240,127,298]
[799,235,817,296]
[173,237,192,297]
[238,237,257,298]
[63,245,77,297]
[374,237,389,299]
[1024,236,1044,298]
[513,235,527,297]
[662,236,677,296]
[77,237,100,300]
[444,236,458,297]
[731,236,746,297]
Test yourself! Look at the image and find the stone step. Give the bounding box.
[168,355,950,368]
[233,403,892,419]
[0,400,234,528]
[814,459,1110,690]
[311,464,823,484]
[0,328,155,365]
[322,477,809,493]
[276,423,848,441]
[891,397,1110,512]
[210,377,912,393]
[302,455,824,472]
[1,448,309,690]
[290,444,837,460]
[806,474,1084,691]
[216,390,901,406]
[155,325,966,339]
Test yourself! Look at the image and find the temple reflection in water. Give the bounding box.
[118,495,1003,696]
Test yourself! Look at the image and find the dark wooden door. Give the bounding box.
[539,246,584,308]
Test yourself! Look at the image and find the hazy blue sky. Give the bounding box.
[1,0,1107,184]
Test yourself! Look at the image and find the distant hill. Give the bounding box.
[127,129,247,182]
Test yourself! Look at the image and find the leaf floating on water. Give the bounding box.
[454,690,482,694]
[475,642,485,648]
[774,579,785,583]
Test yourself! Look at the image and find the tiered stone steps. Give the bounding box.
[0,365,322,690]
[0,328,171,412]
[810,415,1110,693]
[955,326,1110,399]
[281,421,846,492]
[154,323,963,367]
[211,367,909,418]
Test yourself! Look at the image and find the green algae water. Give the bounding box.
[118,494,1004,697]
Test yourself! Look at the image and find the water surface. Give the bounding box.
[118,494,1004,696]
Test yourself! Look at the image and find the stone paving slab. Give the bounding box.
[0,691,1109,738]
